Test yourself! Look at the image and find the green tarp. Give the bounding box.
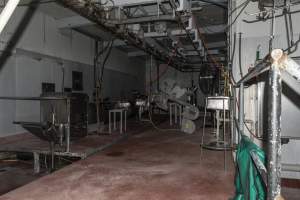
[233,135,266,200]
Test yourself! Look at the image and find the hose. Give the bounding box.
[230,33,237,84]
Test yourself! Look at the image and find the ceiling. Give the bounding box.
[21,0,228,72]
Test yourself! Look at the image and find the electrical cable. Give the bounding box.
[142,107,181,132]
[284,7,291,52]
[95,39,114,127]
[226,0,251,30]
[95,41,112,61]
[228,0,251,17]
[232,87,263,141]
[288,8,294,45]
[238,32,244,78]
[230,32,237,84]
[98,39,114,93]
[145,43,179,88]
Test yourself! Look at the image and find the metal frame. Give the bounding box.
[233,49,300,199]
[59,0,226,72]
[201,96,231,171]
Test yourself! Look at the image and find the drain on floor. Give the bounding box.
[106,151,124,157]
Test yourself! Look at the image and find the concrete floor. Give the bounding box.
[0,160,44,195]
[0,128,235,200]
[0,120,298,199]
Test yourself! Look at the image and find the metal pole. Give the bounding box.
[232,90,237,146]
[267,49,283,200]
[150,56,152,94]
[223,99,226,171]
[66,99,71,152]
[94,40,98,89]
[157,62,160,92]
[269,1,276,53]
[33,152,40,174]
[238,83,244,142]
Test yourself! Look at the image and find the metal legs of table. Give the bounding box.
[109,109,127,134]
[169,103,182,126]
[33,152,40,174]
[201,98,231,171]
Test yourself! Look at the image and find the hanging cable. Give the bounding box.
[226,0,251,30]
[228,0,251,17]
[238,32,243,78]
[98,39,114,94]
[230,32,237,84]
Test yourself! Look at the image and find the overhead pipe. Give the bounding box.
[59,0,183,71]
[0,0,20,35]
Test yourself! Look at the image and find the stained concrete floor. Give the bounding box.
[0,121,299,199]
[0,160,45,195]
[0,128,236,200]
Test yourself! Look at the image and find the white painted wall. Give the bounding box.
[0,5,145,136]
[231,1,300,178]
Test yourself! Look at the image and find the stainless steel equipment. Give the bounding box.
[13,93,89,152]
[40,92,89,140]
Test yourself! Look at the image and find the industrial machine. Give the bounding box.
[152,79,200,134]
[15,93,89,152]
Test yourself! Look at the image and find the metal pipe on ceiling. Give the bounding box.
[0,0,20,35]
[59,0,183,71]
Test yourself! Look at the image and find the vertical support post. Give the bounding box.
[174,104,177,124]
[169,104,172,125]
[109,111,111,134]
[223,99,226,171]
[238,83,244,141]
[59,124,64,146]
[50,141,55,171]
[179,105,182,125]
[66,99,71,153]
[120,110,123,134]
[65,124,70,153]
[157,63,160,92]
[124,110,127,132]
[200,98,207,158]
[216,110,220,140]
[33,152,40,174]
[94,40,98,89]
[232,90,236,146]
[267,49,283,200]
[150,55,153,95]
[113,111,116,130]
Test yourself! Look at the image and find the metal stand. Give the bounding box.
[169,103,182,126]
[109,109,127,134]
[201,96,231,171]
[33,152,40,174]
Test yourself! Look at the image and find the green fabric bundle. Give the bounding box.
[233,135,266,200]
